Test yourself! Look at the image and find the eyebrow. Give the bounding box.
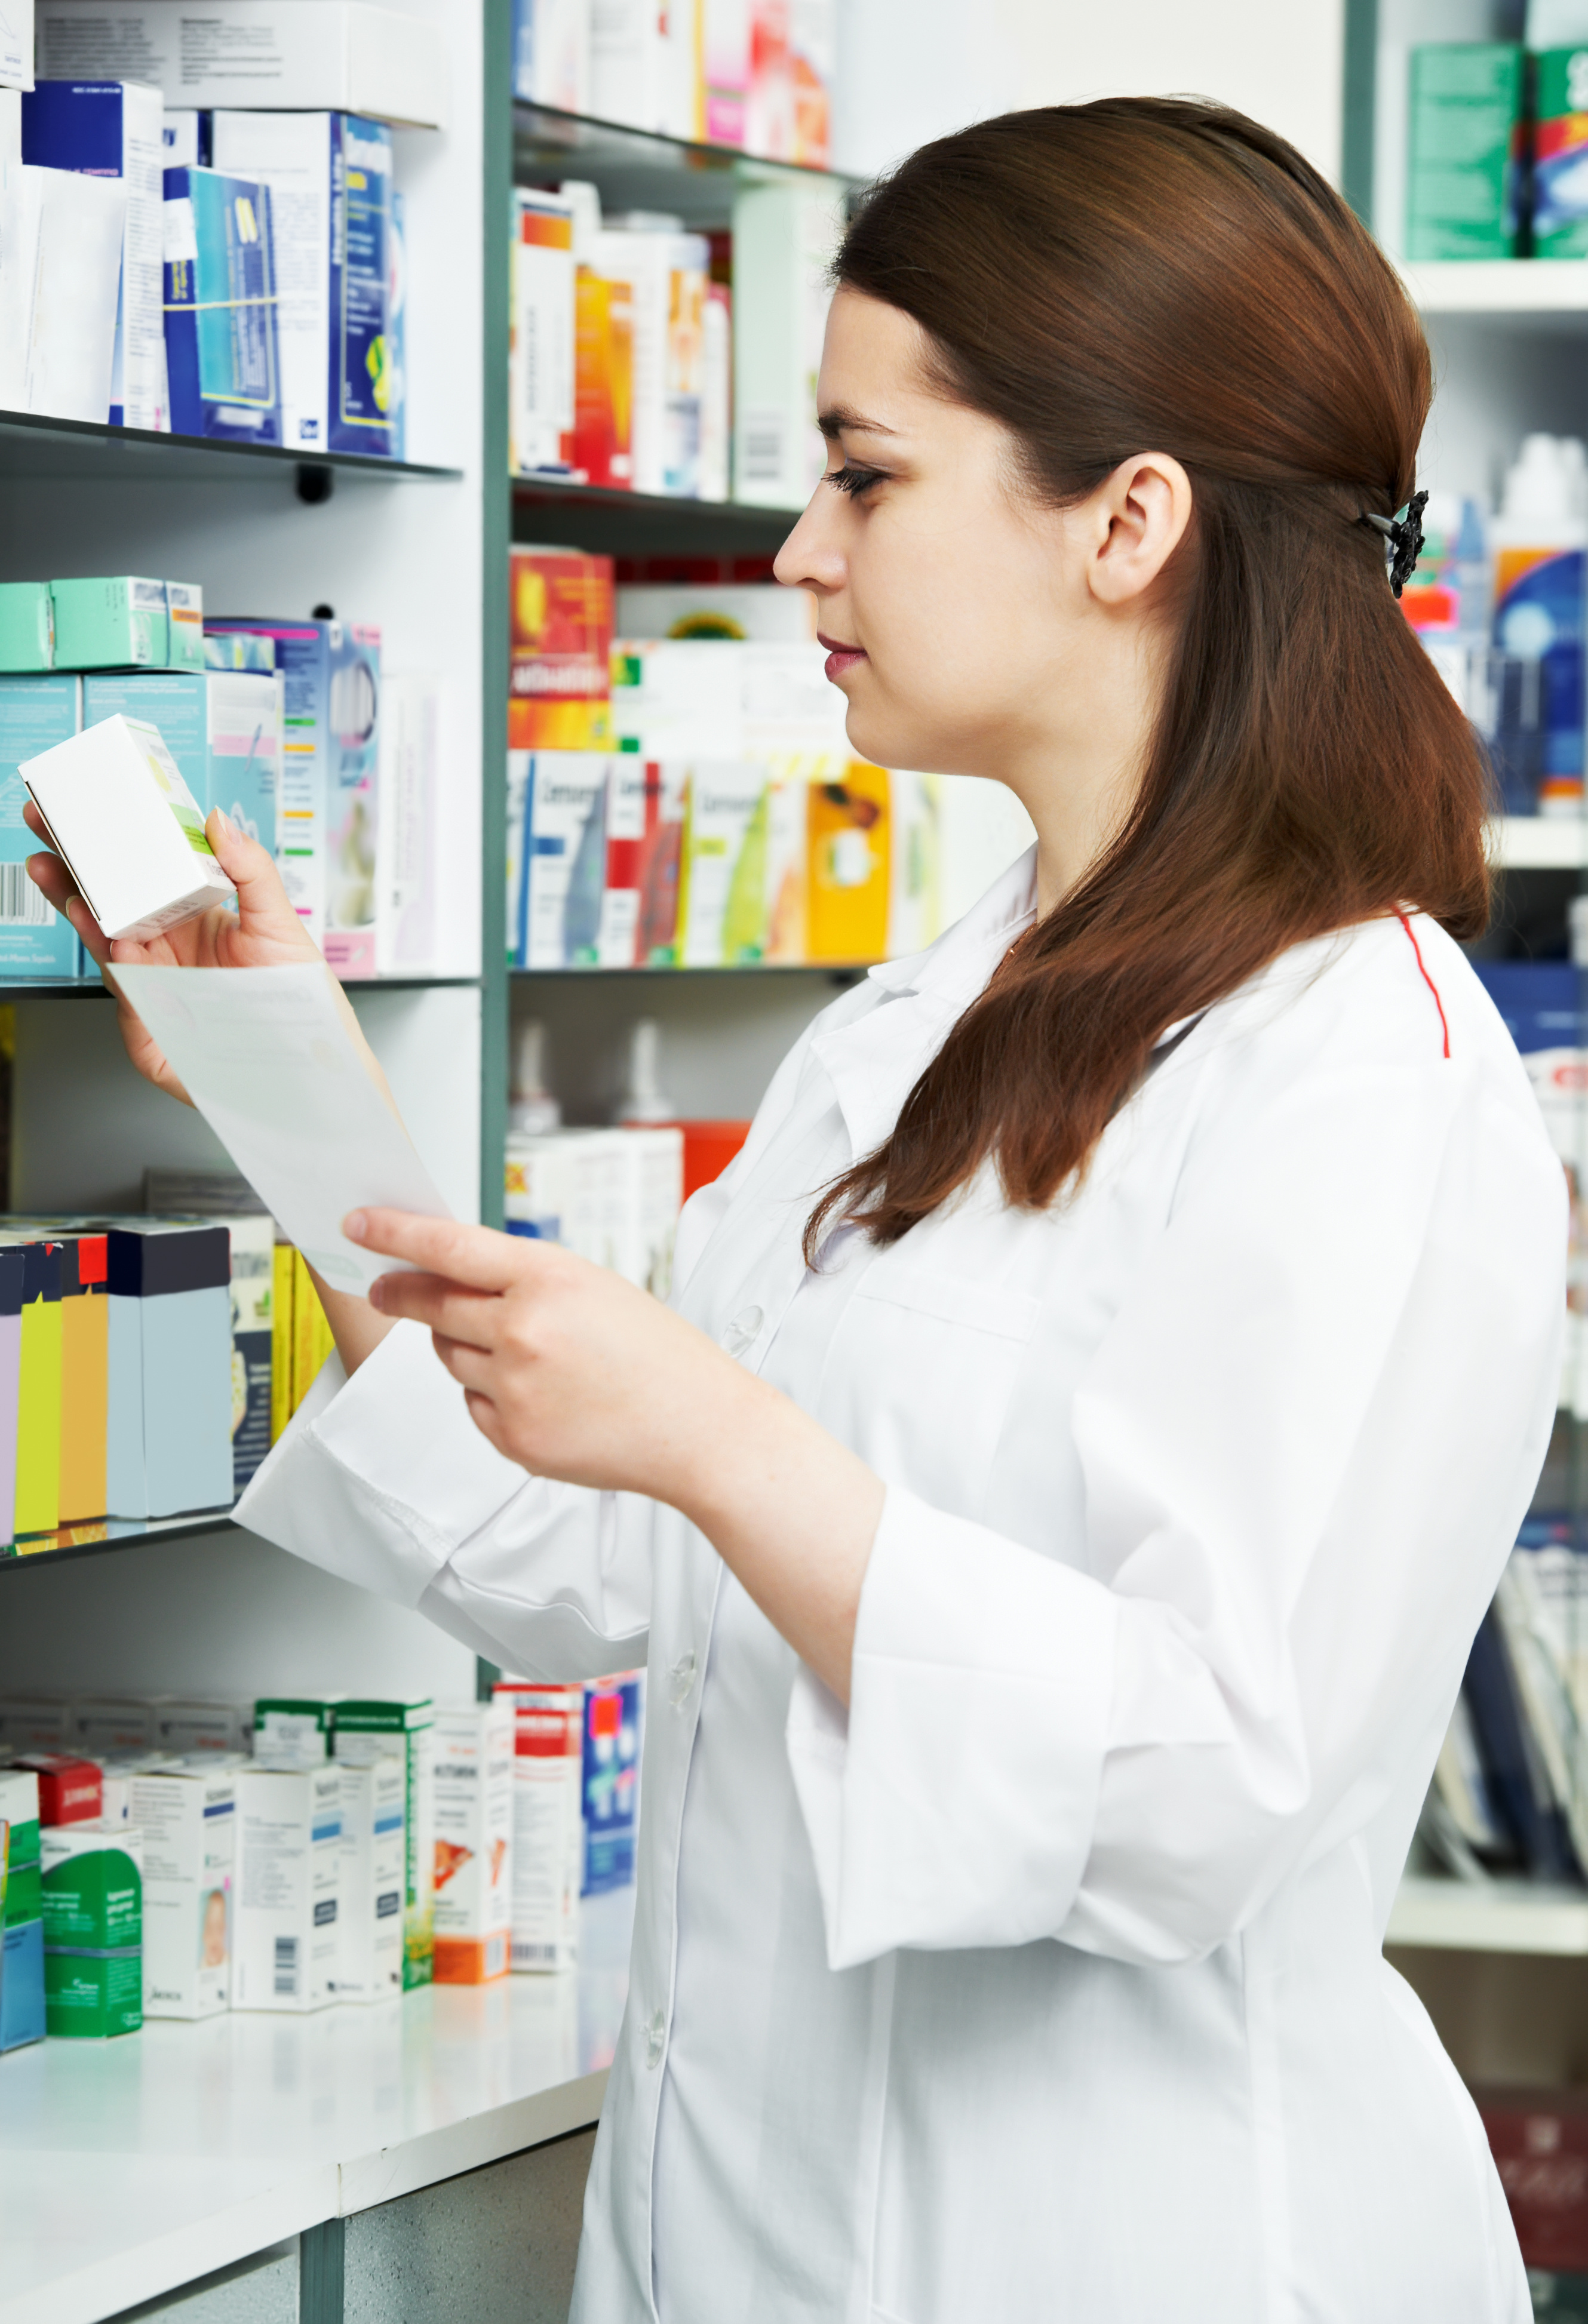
[817,405,901,441]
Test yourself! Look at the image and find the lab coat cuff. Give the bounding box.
[236,1318,532,1607]
[787,1486,1119,1968]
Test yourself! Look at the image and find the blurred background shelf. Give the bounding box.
[1389,1877,1588,1957]
[1402,260,1588,325]
[511,474,802,557]
[1,1510,238,1575]
[1490,817,1588,870]
[0,976,486,1003]
[512,100,853,225]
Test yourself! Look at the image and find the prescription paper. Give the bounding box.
[110,963,451,1296]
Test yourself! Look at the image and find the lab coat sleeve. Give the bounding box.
[785,1051,1567,1970]
[236,1317,652,1680]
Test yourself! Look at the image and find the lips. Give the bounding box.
[818,631,867,683]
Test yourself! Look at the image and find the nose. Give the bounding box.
[773,484,845,594]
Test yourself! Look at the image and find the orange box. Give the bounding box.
[509,551,615,751]
[574,268,634,491]
[806,762,890,964]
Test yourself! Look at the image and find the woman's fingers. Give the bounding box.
[370,1274,503,1348]
[348,1210,537,1292]
[432,1333,500,1388]
[205,809,319,955]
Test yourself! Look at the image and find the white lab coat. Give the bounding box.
[241,849,1565,2324]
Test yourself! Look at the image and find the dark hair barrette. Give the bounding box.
[1360,490,1428,598]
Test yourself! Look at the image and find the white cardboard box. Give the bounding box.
[432,1703,514,1984]
[497,1684,583,1974]
[232,1764,342,2012]
[70,1699,154,1756]
[333,1757,405,2003]
[129,1764,236,2018]
[35,2,449,130]
[21,712,236,941]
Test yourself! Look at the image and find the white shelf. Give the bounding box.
[1489,816,1588,870]
[1400,260,1588,328]
[1387,1874,1588,1955]
[0,1888,632,2324]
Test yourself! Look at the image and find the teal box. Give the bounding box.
[0,675,81,978]
[0,585,53,673]
[166,582,205,674]
[84,671,281,854]
[52,577,169,672]
[1405,43,1524,260]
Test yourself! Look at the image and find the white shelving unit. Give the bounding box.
[1491,816,1588,870]
[1389,1877,1588,1957]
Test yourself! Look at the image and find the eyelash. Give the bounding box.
[825,463,887,497]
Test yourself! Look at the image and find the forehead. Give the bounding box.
[818,290,937,426]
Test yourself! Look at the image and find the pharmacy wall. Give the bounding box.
[5,2,1588,2319]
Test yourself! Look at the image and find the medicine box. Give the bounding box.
[210,113,395,460]
[17,1753,103,1825]
[10,1233,63,1535]
[0,675,81,980]
[130,1764,235,2018]
[96,1753,174,1828]
[494,1682,582,1973]
[57,1230,109,1524]
[70,1700,153,1756]
[162,165,283,446]
[84,671,282,858]
[333,1699,434,1989]
[41,1821,143,2038]
[51,578,169,672]
[582,1672,643,1896]
[0,1699,71,1751]
[37,3,452,131]
[0,583,55,673]
[21,712,236,943]
[103,1221,234,1520]
[233,1763,342,2012]
[254,1698,334,1767]
[1406,44,1524,262]
[152,1702,247,1759]
[432,1702,514,1985]
[333,1755,405,2002]
[0,1769,44,2052]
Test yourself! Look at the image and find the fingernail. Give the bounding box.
[368,1277,385,1311]
[213,808,234,837]
[345,1210,367,1242]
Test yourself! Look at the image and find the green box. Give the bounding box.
[43,1948,142,2038]
[42,1825,142,1948]
[1406,42,1524,260]
[0,584,54,673]
[165,582,204,673]
[334,1700,434,1990]
[0,1770,41,1873]
[51,578,169,672]
[5,1861,41,1927]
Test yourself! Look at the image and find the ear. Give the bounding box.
[1085,453,1194,608]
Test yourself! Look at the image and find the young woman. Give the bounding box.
[33,98,1564,2324]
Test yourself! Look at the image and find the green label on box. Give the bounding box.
[1406,41,1523,260]
[44,1948,143,2038]
[5,1862,41,1928]
[42,1848,142,1950]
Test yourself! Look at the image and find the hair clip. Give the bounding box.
[1360,491,1428,598]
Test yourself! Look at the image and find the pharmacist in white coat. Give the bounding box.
[37,104,1565,2323]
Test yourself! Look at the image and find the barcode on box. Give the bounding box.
[512,1941,561,1967]
[274,1934,298,1996]
[0,865,52,927]
[741,408,786,485]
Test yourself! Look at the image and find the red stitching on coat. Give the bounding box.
[1398,913,1451,1059]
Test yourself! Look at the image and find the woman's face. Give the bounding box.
[774,289,1190,892]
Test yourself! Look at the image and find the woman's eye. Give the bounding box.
[825,463,886,497]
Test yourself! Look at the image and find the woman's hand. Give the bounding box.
[26,801,321,1107]
[349,1209,886,1701]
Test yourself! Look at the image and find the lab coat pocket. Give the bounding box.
[820,1263,1040,1521]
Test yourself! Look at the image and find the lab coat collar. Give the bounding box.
[812,847,1040,1161]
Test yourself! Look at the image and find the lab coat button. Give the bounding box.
[644,2009,666,2068]
[669,1650,697,1707]
[721,1304,764,1355]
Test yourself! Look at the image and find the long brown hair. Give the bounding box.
[805,97,1489,1261]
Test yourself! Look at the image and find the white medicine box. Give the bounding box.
[128,1764,236,2019]
[334,1757,406,2003]
[432,1702,514,1985]
[20,712,236,942]
[232,1764,342,2013]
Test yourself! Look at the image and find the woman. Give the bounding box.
[34,99,1564,2323]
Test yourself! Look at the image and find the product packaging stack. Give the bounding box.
[510,171,841,504]
[510,0,837,164]
[10,4,441,440]
[1407,10,1588,260]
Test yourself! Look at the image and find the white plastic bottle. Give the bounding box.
[1491,432,1588,814]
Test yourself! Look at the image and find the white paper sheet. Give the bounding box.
[111,963,453,1296]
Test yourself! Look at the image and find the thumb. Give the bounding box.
[205,805,277,893]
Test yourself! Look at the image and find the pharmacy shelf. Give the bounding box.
[1400,260,1588,330]
[0,976,485,1004]
[0,1886,634,2324]
[1387,1874,1588,1955]
[0,411,461,489]
[512,99,854,226]
[510,961,866,980]
[512,472,801,557]
[0,1511,236,1574]
[1490,816,1588,871]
